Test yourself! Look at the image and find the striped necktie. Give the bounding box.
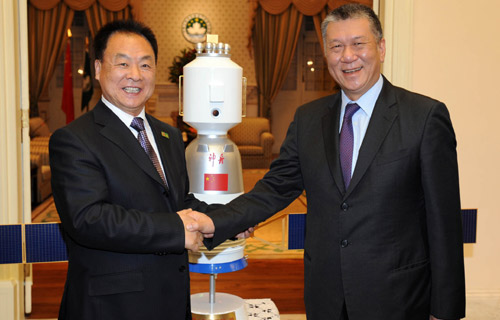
[130,117,168,186]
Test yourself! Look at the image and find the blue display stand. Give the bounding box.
[189,257,248,274]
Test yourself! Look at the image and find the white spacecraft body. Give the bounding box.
[182,41,246,205]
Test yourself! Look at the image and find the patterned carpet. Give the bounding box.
[31,169,306,259]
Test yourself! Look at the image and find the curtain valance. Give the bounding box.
[29,0,129,12]
[253,0,371,16]
[255,0,335,16]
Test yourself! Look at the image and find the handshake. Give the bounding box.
[177,209,254,252]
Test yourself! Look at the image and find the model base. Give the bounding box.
[191,292,248,320]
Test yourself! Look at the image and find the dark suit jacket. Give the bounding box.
[49,101,212,320]
[207,77,465,320]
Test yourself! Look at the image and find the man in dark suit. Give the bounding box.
[49,20,217,319]
[200,4,465,320]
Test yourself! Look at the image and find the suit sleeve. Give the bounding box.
[420,103,465,318]
[49,127,186,255]
[205,112,305,249]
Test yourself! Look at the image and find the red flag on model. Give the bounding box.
[61,29,74,124]
[204,173,229,191]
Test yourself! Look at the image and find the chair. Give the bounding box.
[228,117,274,169]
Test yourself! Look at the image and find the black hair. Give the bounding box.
[94,20,158,63]
[321,4,383,44]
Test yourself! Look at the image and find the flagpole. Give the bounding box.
[61,29,75,124]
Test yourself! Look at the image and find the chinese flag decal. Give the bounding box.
[204,173,228,191]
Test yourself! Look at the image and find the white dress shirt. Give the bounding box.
[338,75,384,176]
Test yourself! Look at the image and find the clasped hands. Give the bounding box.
[177,209,254,252]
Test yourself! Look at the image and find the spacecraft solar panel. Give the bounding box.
[288,213,306,250]
[0,224,23,264]
[25,223,68,263]
[0,209,480,265]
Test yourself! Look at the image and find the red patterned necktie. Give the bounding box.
[339,103,360,189]
[130,117,168,186]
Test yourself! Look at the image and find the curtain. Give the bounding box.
[253,6,303,118]
[312,7,329,54]
[248,0,372,118]
[28,2,74,117]
[28,0,134,116]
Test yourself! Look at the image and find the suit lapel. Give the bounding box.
[322,94,345,194]
[346,78,398,197]
[93,102,167,188]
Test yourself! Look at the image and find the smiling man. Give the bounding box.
[203,3,465,320]
[49,20,219,320]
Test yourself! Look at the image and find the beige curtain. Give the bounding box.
[312,8,329,53]
[248,0,372,118]
[28,2,74,116]
[28,0,134,116]
[253,5,303,118]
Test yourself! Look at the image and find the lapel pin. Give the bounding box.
[161,131,169,139]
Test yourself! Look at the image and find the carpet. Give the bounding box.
[31,196,59,223]
[31,169,306,258]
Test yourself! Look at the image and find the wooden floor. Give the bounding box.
[26,259,305,319]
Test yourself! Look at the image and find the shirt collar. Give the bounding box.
[101,96,146,128]
[341,75,383,118]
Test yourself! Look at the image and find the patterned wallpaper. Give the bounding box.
[142,0,256,85]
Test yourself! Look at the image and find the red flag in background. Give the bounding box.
[204,173,229,191]
[61,34,74,124]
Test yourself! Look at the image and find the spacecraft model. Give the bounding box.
[180,35,249,320]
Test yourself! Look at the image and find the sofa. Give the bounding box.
[29,117,52,205]
[228,117,274,169]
